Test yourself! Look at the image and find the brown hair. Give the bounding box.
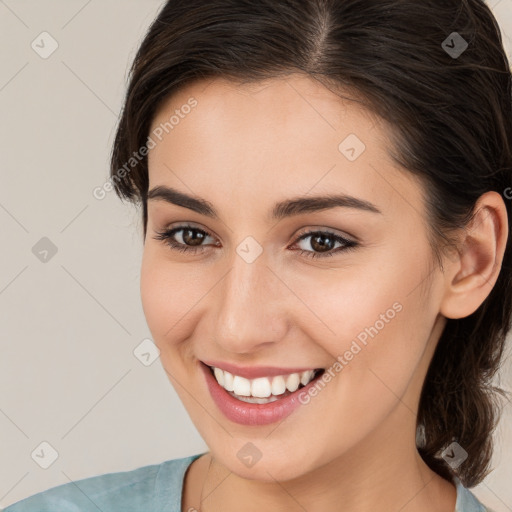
[109,0,512,487]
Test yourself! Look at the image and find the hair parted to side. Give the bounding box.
[109,0,512,488]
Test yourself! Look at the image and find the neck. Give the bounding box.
[196,406,456,512]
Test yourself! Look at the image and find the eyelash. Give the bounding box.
[152,224,358,259]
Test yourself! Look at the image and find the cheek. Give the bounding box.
[286,251,433,395]
[140,249,191,346]
[140,250,167,338]
[285,262,434,456]
[139,248,213,352]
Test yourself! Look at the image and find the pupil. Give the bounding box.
[311,234,334,252]
[183,229,204,246]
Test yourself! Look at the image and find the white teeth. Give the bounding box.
[211,366,319,399]
[232,376,251,396]
[251,377,272,398]
[271,375,286,396]
[286,373,300,392]
[213,367,224,387]
[227,392,280,404]
[223,371,234,392]
[300,370,315,386]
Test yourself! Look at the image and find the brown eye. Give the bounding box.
[293,230,358,259]
[181,228,207,246]
[153,225,215,254]
[152,225,359,259]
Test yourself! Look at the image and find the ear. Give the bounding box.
[439,191,509,320]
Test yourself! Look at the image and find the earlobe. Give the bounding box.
[439,191,509,320]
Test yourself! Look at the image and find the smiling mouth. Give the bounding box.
[206,363,326,404]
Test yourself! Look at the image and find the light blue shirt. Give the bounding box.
[1,453,495,512]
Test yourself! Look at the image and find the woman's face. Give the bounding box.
[141,74,448,481]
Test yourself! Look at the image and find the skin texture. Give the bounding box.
[141,74,508,512]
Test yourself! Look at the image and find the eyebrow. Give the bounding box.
[147,185,382,221]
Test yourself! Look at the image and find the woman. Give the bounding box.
[4,0,511,511]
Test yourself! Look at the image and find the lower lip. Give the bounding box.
[200,362,323,426]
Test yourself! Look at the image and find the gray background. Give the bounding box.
[0,1,511,510]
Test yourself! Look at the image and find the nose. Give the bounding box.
[210,253,290,355]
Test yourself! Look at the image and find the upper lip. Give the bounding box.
[201,360,322,379]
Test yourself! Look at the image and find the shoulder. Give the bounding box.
[453,477,496,512]
[1,453,203,512]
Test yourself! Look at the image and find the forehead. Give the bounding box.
[147,74,425,223]
[149,73,378,140]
